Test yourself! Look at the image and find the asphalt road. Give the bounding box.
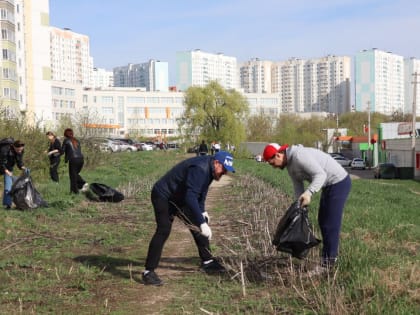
[346,167,373,179]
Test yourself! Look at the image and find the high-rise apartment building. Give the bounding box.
[176,49,238,91]
[92,67,113,89]
[404,57,420,116]
[113,60,168,92]
[50,26,93,87]
[0,0,19,117]
[15,0,52,124]
[355,49,404,114]
[240,58,273,93]
[270,56,351,114]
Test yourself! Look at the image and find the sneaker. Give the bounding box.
[200,259,226,274]
[81,183,89,192]
[142,271,163,286]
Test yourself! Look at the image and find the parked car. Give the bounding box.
[350,158,366,170]
[333,156,351,167]
[117,141,138,152]
[139,142,153,151]
[109,138,142,151]
[100,139,121,153]
[373,163,397,179]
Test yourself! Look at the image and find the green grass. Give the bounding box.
[0,152,419,314]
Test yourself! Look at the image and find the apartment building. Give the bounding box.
[176,49,238,91]
[0,0,19,117]
[92,67,113,89]
[14,0,52,124]
[270,55,351,114]
[239,58,273,93]
[113,60,169,92]
[355,49,405,114]
[50,26,93,87]
[404,57,420,116]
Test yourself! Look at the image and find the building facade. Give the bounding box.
[355,49,405,114]
[239,58,273,93]
[50,26,93,87]
[404,57,420,116]
[176,49,238,91]
[113,60,168,92]
[92,67,113,89]
[0,0,19,117]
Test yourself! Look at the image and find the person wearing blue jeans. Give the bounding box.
[263,143,351,273]
[1,140,26,209]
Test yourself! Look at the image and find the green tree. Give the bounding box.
[246,111,275,141]
[179,81,249,149]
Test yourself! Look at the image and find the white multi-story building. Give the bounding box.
[113,60,169,92]
[404,57,420,116]
[15,0,52,124]
[0,0,19,117]
[50,26,93,87]
[271,56,351,114]
[176,49,238,91]
[239,58,273,93]
[92,67,113,89]
[355,49,405,114]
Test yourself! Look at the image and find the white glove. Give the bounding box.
[299,191,312,207]
[202,211,210,224]
[200,223,212,240]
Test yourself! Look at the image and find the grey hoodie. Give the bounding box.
[285,145,348,199]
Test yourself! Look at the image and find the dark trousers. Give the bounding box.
[49,157,60,182]
[145,189,213,271]
[318,175,351,263]
[68,157,85,193]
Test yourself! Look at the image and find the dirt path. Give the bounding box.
[129,174,233,314]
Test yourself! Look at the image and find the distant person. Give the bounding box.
[0,140,26,209]
[45,131,62,182]
[61,128,88,194]
[198,140,208,156]
[263,143,351,275]
[214,142,221,153]
[142,151,235,286]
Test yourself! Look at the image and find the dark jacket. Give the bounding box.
[0,146,24,173]
[61,138,84,162]
[48,138,62,161]
[199,143,208,154]
[153,155,216,225]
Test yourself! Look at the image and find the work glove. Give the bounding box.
[299,191,312,207]
[202,211,210,224]
[200,223,212,240]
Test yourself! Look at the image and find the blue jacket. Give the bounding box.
[153,155,216,225]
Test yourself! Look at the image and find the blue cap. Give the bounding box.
[214,151,235,173]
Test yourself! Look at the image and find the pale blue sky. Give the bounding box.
[50,0,420,84]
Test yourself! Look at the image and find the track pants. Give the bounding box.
[318,174,351,264]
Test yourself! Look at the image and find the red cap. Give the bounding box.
[263,143,288,161]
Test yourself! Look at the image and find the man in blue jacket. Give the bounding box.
[142,151,235,286]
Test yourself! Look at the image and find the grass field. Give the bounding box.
[0,151,419,314]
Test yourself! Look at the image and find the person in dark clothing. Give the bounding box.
[198,140,208,156]
[61,128,88,194]
[142,151,235,286]
[0,140,26,209]
[45,131,62,182]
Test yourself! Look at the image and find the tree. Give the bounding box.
[179,81,249,149]
[246,111,275,141]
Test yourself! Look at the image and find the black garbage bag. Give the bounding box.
[89,183,124,203]
[10,173,48,210]
[272,201,320,259]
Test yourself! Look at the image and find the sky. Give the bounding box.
[49,0,420,84]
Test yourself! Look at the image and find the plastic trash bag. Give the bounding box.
[10,172,48,210]
[88,182,124,203]
[272,201,320,259]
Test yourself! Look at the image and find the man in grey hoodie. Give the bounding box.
[263,143,351,272]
